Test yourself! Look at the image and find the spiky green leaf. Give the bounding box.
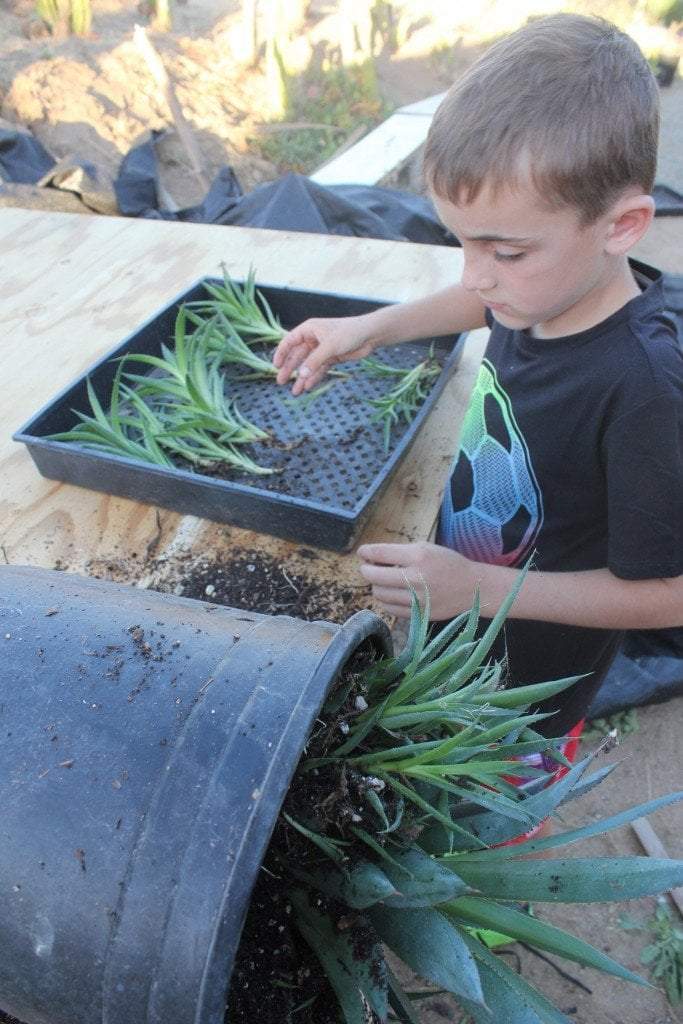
[378,847,471,908]
[291,889,387,1022]
[423,753,596,854]
[367,904,485,1006]
[295,861,398,910]
[449,856,683,903]
[443,896,649,986]
[454,792,683,862]
[456,926,573,1024]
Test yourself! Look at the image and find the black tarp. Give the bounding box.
[113,130,456,244]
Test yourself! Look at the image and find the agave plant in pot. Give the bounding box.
[228,570,683,1024]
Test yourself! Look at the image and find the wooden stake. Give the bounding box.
[632,817,683,918]
[133,24,210,193]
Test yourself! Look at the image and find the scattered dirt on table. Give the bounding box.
[153,548,371,623]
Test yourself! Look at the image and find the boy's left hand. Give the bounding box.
[357,542,483,620]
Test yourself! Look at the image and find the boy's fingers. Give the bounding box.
[290,362,331,396]
[272,327,305,368]
[274,340,313,385]
[274,338,338,393]
[382,606,412,619]
[276,356,304,387]
[295,344,337,381]
[359,563,410,587]
[371,586,412,608]
[357,543,414,566]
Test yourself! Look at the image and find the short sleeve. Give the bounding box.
[603,389,683,579]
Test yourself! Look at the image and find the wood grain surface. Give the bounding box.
[0,209,485,613]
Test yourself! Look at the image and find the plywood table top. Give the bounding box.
[0,208,486,618]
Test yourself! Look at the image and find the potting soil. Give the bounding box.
[227,640,384,1024]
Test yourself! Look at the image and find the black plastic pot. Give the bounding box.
[0,565,391,1024]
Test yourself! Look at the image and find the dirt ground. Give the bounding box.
[0,0,466,207]
[0,0,279,204]
[1,2,682,1022]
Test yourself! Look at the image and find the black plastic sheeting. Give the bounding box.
[588,629,683,718]
[0,128,55,183]
[3,124,682,715]
[652,183,683,216]
[113,130,456,244]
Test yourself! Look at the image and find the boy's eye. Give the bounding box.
[494,250,525,262]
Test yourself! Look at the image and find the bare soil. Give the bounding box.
[0,0,281,205]
[157,546,367,622]
[0,0,476,211]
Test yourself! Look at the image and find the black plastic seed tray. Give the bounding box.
[14,279,465,551]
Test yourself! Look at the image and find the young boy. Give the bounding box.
[273,13,683,737]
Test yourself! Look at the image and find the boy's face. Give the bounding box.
[433,180,618,337]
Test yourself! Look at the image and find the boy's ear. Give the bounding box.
[603,192,655,255]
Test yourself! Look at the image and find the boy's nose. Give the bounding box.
[461,256,496,293]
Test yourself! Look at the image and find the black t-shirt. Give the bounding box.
[436,260,683,734]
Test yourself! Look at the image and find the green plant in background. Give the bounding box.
[36,0,68,32]
[259,573,683,1023]
[69,0,90,35]
[36,0,90,35]
[360,354,441,450]
[36,0,172,36]
[253,47,392,174]
[620,898,683,1005]
[151,0,171,31]
[370,0,399,54]
[643,0,683,25]
[584,708,639,740]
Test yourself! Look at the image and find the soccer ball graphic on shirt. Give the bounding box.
[438,360,543,566]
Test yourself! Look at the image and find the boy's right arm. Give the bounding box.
[273,283,487,395]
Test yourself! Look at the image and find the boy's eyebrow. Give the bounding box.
[466,233,534,243]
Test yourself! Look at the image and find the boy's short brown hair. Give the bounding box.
[423,14,659,223]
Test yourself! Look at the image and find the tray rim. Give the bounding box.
[13,276,466,535]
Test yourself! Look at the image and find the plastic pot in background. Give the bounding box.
[0,565,391,1024]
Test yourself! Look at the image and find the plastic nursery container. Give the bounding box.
[0,565,391,1024]
[14,279,465,550]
